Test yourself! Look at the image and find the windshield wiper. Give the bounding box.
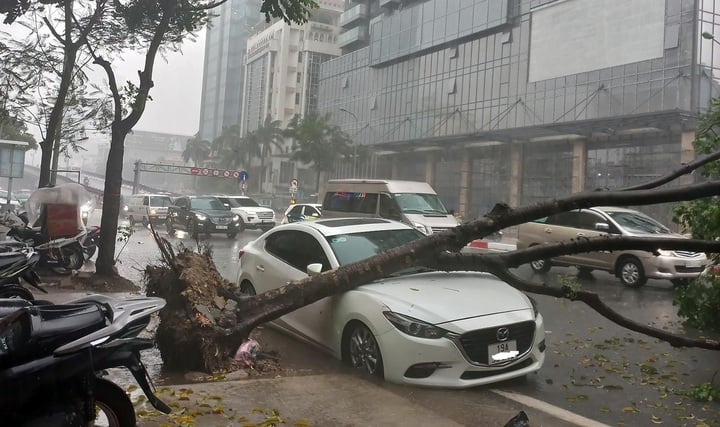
[389,266,436,277]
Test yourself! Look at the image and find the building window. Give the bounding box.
[297,72,302,83]
[342,76,349,88]
[295,93,301,104]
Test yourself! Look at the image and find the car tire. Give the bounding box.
[617,256,647,288]
[343,321,384,378]
[237,219,246,232]
[239,280,256,296]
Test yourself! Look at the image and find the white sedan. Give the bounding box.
[236,218,546,388]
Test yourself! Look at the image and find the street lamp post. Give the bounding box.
[339,108,359,177]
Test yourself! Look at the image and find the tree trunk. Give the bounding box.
[38,0,77,188]
[259,156,265,193]
[96,123,127,276]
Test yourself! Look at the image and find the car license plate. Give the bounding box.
[488,340,518,364]
[216,225,228,230]
[686,260,702,268]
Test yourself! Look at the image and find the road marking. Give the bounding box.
[490,389,611,427]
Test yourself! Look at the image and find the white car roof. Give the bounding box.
[285,217,415,237]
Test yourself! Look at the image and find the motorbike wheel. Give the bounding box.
[51,245,85,275]
[93,378,136,427]
[84,245,97,260]
[0,284,34,301]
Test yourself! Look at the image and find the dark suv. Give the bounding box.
[166,196,241,238]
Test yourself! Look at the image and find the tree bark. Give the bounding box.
[96,123,126,275]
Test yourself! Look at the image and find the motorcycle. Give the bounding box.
[0,244,46,301]
[0,294,171,426]
[0,211,86,274]
[80,225,101,259]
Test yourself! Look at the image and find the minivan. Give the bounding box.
[321,179,459,234]
[123,193,174,226]
[516,206,708,288]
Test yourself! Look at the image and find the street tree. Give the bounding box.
[285,112,352,191]
[183,134,210,167]
[146,151,720,375]
[0,105,36,147]
[211,124,246,169]
[245,115,284,193]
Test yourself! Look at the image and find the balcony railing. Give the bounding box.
[339,3,368,28]
[338,26,369,48]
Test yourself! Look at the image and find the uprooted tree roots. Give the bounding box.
[145,233,249,373]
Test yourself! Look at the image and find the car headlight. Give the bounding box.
[150,209,157,215]
[81,211,88,219]
[195,213,207,221]
[232,215,240,222]
[413,223,429,235]
[383,311,448,339]
[123,205,128,212]
[657,249,675,256]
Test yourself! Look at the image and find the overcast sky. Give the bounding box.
[110,31,206,137]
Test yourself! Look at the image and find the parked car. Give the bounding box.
[236,218,546,388]
[214,195,276,232]
[124,193,174,226]
[516,206,708,287]
[166,196,240,238]
[281,203,322,224]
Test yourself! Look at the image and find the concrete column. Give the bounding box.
[572,139,587,193]
[509,144,523,207]
[458,150,472,218]
[679,131,696,186]
[390,156,399,179]
[424,153,436,186]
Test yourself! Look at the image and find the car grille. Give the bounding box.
[257,212,274,219]
[429,227,450,234]
[211,217,231,225]
[675,265,705,273]
[458,321,535,365]
[460,358,534,380]
[675,251,703,258]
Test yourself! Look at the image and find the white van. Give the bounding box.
[321,179,459,234]
[123,193,174,226]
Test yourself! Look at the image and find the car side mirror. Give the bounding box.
[306,263,323,276]
[595,222,610,231]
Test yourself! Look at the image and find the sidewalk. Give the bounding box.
[135,374,583,427]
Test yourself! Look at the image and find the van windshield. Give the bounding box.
[149,196,173,207]
[394,193,448,215]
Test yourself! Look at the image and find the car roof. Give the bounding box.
[287,217,415,237]
[590,206,647,215]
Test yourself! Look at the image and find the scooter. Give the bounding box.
[0,244,46,300]
[80,225,101,260]
[0,211,86,274]
[0,294,171,426]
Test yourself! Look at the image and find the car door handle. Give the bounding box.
[577,233,585,237]
[544,228,552,233]
[256,265,265,272]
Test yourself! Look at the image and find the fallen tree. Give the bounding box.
[145,152,720,373]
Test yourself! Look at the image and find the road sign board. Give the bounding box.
[201,168,209,176]
[239,170,249,181]
[232,171,240,179]
[190,167,200,175]
[223,170,230,177]
[290,178,298,188]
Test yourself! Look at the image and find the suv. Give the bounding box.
[516,206,707,288]
[214,195,276,232]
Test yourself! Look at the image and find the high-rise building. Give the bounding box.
[197,0,263,142]
[241,0,344,136]
[319,0,719,225]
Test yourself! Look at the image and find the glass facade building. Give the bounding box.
[319,0,711,225]
[197,0,263,142]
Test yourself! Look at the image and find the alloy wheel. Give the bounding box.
[349,325,382,376]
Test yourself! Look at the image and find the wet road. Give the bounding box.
[97,218,720,427]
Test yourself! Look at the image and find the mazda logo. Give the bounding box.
[496,327,510,342]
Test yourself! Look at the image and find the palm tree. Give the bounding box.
[183,135,211,167]
[212,125,247,170]
[285,113,352,191]
[245,115,285,193]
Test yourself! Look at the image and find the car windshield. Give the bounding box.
[606,211,671,234]
[394,193,448,215]
[225,197,260,207]
[190,198,227,210]
[149,196,173,207]
[327,229,425,266]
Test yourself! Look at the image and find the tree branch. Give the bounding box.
[185,0,228,11]
[93,56,122,120]
[620,150,720,191]
[71,0,106,48]
[42,16,65,46]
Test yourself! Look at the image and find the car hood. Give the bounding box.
[621,230,686,239]
[359,271,532,325]
[231,206,274,214]
[195,209,233,218]
[404,213,459,229]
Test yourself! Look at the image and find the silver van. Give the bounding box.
[321,179,459,234]
[123,194,174,226]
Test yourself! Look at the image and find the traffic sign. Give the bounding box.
[201,168,209,176]
[232,171,240,179]
[239,170,249,181]
[190,167,200,175]
[290,178,298,189]
[223,170,230,177]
